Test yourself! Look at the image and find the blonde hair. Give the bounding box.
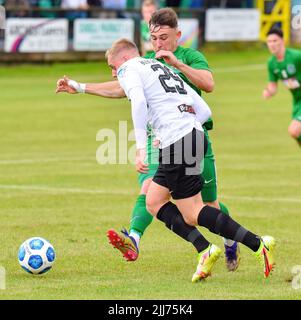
[105,38,139,59]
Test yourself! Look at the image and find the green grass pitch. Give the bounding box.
[1,48,301,300]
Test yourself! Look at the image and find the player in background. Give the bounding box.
[108,38,276,281]
[140,0,157,56]
[263,27,301,147]
[56,8,240,272]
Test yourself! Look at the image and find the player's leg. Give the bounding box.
[288,119,301,146]
[202,130,240,271]
[146,179,211,256]
[288,100,301,145]
[128,176,154,242]
[107,135,158,261]
[107,177,154,262]
[127,136,160,243]
[174,193,275,278]
[146,180,220,282]
[170,129,275,278]
[146,129,222,281]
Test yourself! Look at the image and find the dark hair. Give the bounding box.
[267,27,283,38]
[149,8,178,29]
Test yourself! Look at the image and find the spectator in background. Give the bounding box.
[39,0,61,18]
[61,0,88,20]
[101,0,127,18]
[5,0,30,17]
[127,0,141,8]
[140,0,157,55]
[86,0,101,18]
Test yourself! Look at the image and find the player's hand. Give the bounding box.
[135,148,149,173]
[155,50,179,68]
[56,75,78,94]
[153,139,160,148]
[262,88,271,99]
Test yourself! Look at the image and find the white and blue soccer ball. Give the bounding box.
[18,237,56,275]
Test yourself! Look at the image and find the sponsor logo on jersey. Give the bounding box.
[177,104,195,114]
[117,66,127,78]
[287,64,296,75]
[204,178,214,184]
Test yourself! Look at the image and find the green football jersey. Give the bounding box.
[268,48,301,101]
[144,46,213,130]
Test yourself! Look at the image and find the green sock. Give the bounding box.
[219,202,230,216]
[296,135,301,146]
[129,194,153,237]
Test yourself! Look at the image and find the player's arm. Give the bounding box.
[155,50,214,93]
[187,86,212,124]
[128,86,148,169]
[117,66,148,172]
[56,75,126,98]
[263,82,278,99]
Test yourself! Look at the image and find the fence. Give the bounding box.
[0,7,206,61]
[1,3,297,62]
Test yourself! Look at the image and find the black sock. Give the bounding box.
[197,205,261,252]
[157,202,210,253]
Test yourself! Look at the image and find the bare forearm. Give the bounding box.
[175,61,214,92]
[263,82,277,99]
[85,81,126,98]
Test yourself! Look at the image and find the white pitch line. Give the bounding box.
[0,184,301,204]
[0,184,136,196]
[220,194,301,204]
[0,156,94,165]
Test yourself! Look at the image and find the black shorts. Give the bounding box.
[153,128,208,200]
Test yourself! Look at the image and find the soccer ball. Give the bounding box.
[18,237,56,275]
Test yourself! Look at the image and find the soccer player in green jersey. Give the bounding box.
[263,27,301,146]
[56,8,240,272]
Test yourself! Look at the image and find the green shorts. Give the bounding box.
[138,128,218,203]
[292,99,301,121]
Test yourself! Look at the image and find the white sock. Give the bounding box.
[223,238,235,247]
[129,231,141,248]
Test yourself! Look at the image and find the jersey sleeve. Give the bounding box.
[186,85,212,124]
[293,49,301,75]
[185,49,211,72]
[128,87,148,150]
[117,63,147,149]
[117,64,144,98]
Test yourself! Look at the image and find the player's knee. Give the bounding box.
[140,178,152,194]
[145,197,159,216]
[288,126,301,139]
[204,200,220,209]
[182,214,196,226]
